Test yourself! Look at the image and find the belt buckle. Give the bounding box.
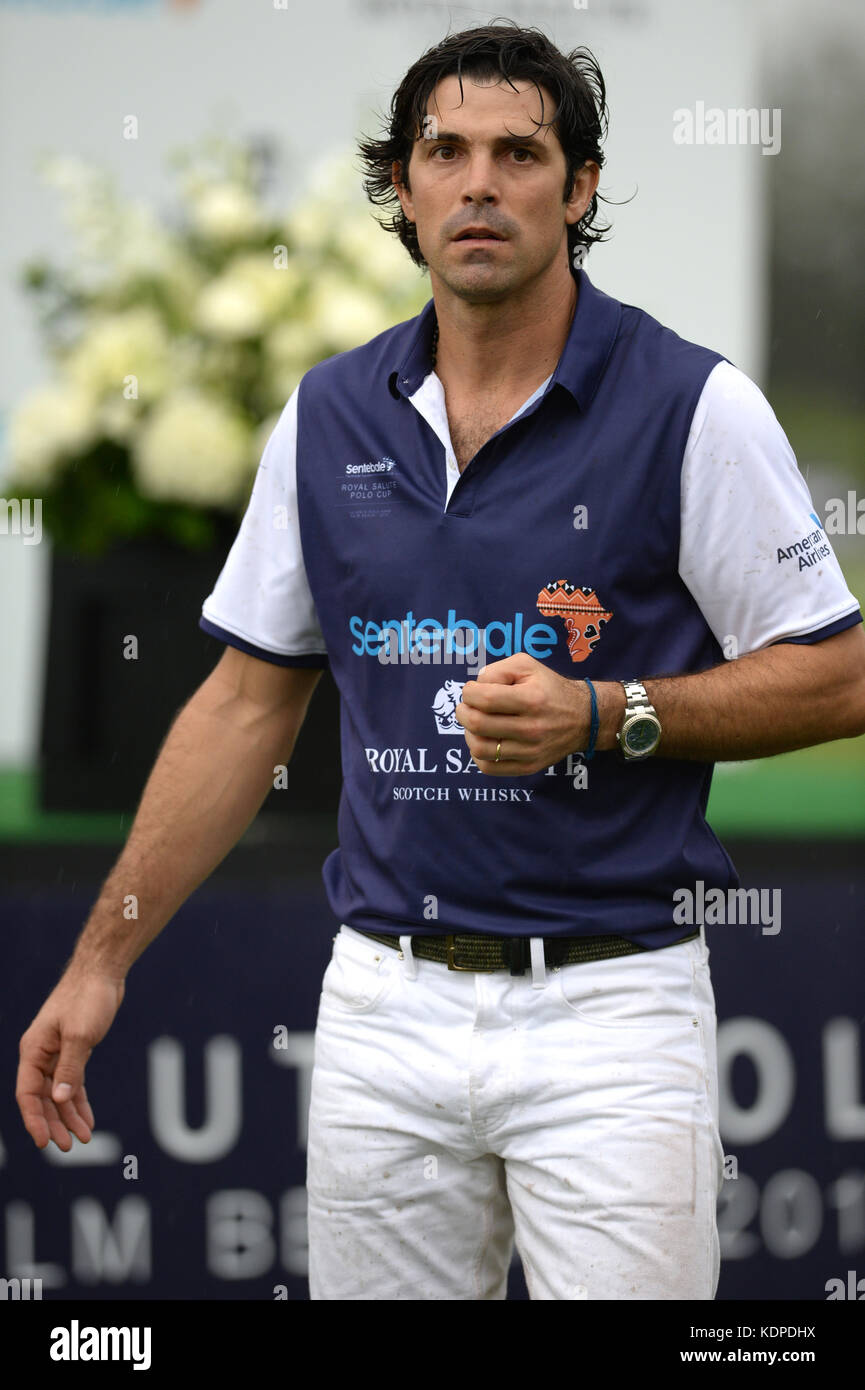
[445,935,474,971]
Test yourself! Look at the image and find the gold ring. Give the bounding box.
[495,741,502,763]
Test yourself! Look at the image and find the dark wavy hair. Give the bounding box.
[356,18,612,276]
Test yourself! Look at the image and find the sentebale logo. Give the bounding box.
[351,606,557,664]
[536,581,613,661]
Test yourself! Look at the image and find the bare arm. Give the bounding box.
[16,646,322,1150]
[455,625,865,771]
[639,624,865,759]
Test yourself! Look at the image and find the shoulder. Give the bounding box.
[687,359,791,452]
[694,358,774,413]
[608,288,728,389]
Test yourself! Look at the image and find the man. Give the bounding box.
[16,23,865,1301]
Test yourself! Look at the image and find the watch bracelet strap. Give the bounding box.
[621,679,658,717]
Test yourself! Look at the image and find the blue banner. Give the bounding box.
[1,844,863,1301]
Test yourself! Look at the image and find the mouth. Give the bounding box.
[452,229,506,244]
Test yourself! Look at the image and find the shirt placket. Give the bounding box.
[407,371,554,515]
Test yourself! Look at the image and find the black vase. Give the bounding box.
[38,537,341,816]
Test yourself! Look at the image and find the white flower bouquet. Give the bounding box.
[6,134,429,555]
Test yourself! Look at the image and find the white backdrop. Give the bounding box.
[0,0,778,767]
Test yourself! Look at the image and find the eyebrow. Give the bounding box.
[417,130,549,153]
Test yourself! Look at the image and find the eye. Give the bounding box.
[511,147,536,162]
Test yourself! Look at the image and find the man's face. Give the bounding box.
[392,73,598,303]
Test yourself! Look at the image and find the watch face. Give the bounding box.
[624,717,660,755]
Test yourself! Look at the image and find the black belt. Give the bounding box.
[353,928,700,974]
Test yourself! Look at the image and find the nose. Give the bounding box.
[459,150,501,205]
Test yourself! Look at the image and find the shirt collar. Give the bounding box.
[388,267,622,411]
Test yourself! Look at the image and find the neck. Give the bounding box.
[430,270,579,392]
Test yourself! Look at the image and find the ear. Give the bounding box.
[391,160,416,224]
[565,159,600,226]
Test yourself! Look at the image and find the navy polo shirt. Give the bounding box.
[201,268,862,946]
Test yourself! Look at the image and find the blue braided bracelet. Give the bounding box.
[583,677,599,761]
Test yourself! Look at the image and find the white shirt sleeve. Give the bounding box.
[679,360,861,655]
[200,382,328,664]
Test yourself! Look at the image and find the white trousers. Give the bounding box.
[306,924,725,1300]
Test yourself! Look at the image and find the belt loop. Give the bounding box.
[529,937,547,989]
[399,934,418,981]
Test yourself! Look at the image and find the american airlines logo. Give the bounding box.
[776,516,831,571]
